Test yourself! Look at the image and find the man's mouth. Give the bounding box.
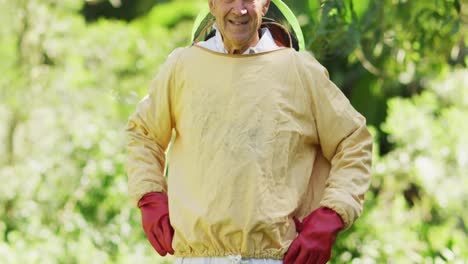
[229,20,248,25]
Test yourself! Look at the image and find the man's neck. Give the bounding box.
[223,32,261,55]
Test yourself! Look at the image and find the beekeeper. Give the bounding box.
[126,0,373,263]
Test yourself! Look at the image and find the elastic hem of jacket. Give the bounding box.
[174,251,284,260]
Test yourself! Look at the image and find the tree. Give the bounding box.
[0,0,200,263]
[286,0,465,138]
[332,69,468,263]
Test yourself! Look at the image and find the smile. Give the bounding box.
[229,20,248,25]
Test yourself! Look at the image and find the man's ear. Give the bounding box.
[209,0,215,15]
[262,0,271,16]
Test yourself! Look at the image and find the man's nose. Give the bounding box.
[231,2,248,16]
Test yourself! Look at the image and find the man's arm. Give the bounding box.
[126,49,182,205]
[126,49,183,256]
[299,52,373,228]
[284,52,372,264]
[312,69,372,230]
[126,91,172,204]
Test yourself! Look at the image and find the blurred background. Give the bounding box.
[0,0,466,263]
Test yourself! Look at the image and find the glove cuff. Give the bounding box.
[302,207,344,234]
[138,192,169,208]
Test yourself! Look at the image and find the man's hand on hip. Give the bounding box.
[138,192,175,256]
[284,207,344,264]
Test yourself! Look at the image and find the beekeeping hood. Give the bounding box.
[191,0,305,51]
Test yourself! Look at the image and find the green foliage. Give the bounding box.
[0,0,466,263]
[0,0,199,263]
[332,70,468,263]
[284,0,465,128]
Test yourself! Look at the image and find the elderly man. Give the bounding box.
[126,0,373,263]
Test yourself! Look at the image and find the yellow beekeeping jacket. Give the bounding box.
[126,46,373,259]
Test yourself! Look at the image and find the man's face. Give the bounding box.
[209,0,271,53]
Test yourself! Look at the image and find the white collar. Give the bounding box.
[197,23,282,54]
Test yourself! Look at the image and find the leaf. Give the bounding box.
[450,21,460,35]
[454,0,461,13]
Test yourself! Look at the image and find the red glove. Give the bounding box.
[138,192,175,256]
[284,207,344,264]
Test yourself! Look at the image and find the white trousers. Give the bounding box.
[174,256,283,264]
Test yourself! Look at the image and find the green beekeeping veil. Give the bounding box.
[191,0,305,51]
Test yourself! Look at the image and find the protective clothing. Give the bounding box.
[138,192,175,256]
[126,46,373,259]
[284,207,344,264]
[174,256,283,264]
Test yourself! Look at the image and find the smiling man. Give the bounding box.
[208,0,270,54]
[126,0,373,264]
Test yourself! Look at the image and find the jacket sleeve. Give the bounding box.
[126,49,183,205]
[297,52,373,229]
